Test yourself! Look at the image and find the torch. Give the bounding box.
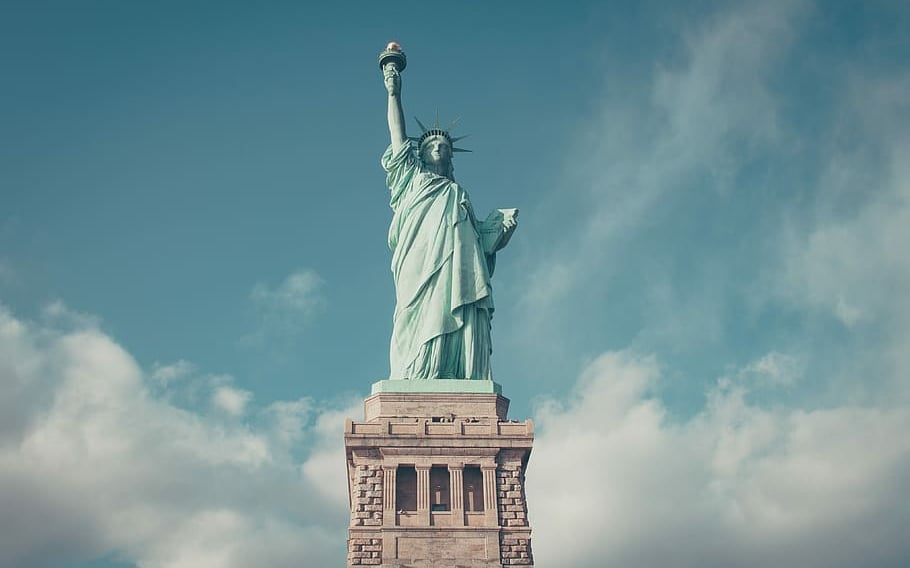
[378,41,407,73]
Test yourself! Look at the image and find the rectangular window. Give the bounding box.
[396,466,417,512]
[430,466,450,512]
[463,466,484,512]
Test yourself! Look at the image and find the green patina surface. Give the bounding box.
[380,47,518,382]
[371,378,502,395]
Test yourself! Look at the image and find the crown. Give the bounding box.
[409,112,471,154]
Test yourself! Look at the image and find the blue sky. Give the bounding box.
[2,1,909,567]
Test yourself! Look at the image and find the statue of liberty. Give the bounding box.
[379,43,518,381]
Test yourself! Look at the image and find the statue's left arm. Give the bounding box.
[478,208,519,256]
[497,209,518,251]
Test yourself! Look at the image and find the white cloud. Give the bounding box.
[738,351,802,387]
[151,359,195,386]
[507,0,908,414]
[250,269,325,317]
[264,398,314,447]
[529,350,910,568]
[779,170,910,330]
[518,4,910,563]
[243,269,326,346]
[0,303,349,568]
[774,70,910,400]
[515,0,808,356]
[212,385,253,416]
[301,400,362,507]
[40,299,102,329]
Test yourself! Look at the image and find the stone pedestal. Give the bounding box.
[345,380,534,567]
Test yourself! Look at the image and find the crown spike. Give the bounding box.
[447,116,462,131]
[412,113,472,154]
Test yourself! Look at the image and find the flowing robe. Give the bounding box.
[382,143,502,380]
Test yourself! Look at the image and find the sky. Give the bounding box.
[1,1,909,566]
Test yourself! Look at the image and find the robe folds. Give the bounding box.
[382,143,499,380]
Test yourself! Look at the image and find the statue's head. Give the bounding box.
[419,134,453,170]
[411,116,470,179]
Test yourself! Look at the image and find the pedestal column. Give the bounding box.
[448,463,465,527]
[382,465,397,527]
[416,465,431,525]
[482,465,498,526]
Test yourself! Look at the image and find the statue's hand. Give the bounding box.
[384,64,401,96]
[502,209,519,233]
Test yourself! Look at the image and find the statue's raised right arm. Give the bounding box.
[384,61,407,154]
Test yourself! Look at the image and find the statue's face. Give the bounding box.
[420,136,452,167]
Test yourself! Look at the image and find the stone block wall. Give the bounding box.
[349,464,383,565]
[348,537,382,566]
[497,464,533,565]
[500,535,533,566]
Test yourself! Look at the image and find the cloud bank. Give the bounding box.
[516,2,910,566]
[3,300,908,567]
[528,351,910,567]
[0,303,353,568]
